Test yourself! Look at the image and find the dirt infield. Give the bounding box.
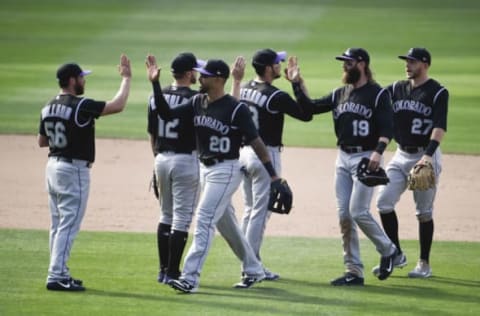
[1,135,478,241]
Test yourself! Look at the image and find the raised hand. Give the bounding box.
[119,54,132,78]
[231,56,246,82]
[285,56,301,83]
[145,54,160,82]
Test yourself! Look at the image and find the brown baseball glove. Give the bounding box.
[407,161,435,191]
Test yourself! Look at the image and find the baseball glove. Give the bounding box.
[356,157,390,187]
[268,178,293,214]
[150,171,159,199]
[407,161,435,191]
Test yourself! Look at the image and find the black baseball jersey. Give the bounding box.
[239,80,312,146]
[148,85,197,153]
[151,81,258,160]
[38,94,106,162]
[293,81,393,148]
[387,79,448,147]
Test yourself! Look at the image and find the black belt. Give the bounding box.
[340,145,372,154]
[51,156,92,168]
[200,157,224,166]
[399,145,425,154]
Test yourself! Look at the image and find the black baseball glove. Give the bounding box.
[150,170,159,199]
[268,178,293,214]
[356,157,390,187]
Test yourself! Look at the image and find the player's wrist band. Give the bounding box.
[425,140,440,156]
[263,162,277,177]
[374,141,388,155]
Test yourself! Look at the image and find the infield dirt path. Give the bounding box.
[1,135,479,241]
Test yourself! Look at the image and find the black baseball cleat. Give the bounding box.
[69,277,83,286]
[330,273,364,286]
[233,275,264,289]
[170,279,198,293]
[46,279,85,291]
[378,250,397,280]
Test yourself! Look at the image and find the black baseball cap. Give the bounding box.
[56,63,91,82]
[171,52,206,73]
[335,48,370,65]
[194,59,230,79]
[398,47,431,65]
[252,49,287,66]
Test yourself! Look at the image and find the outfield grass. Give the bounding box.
[0,229,479,316]
[1,0,480,153]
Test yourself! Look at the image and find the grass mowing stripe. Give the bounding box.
[0,0,479,153]
[1,228,479,316]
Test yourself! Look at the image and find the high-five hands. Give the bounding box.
[145,55,160,82]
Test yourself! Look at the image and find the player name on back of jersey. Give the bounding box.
[240,88,268,108]
[164,93,188,107]
[41,103,72,120]
[333,102,372,119]
[392,100,432,115]
[194,115,230,135]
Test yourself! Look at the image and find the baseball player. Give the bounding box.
[373,48,449,278]
[287,48,398,286]
[38,55,131,291]
[148,53,203,284]
[146,54,282,293]
[230,49,312,280]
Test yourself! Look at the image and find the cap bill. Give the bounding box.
[80,70,92,76]
[194,67,215,76]
[275,51,287,63]
[196,59,207,68]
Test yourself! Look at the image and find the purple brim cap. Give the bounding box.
[193,66,215,76]
[275,51,287,63]
[81,70,92,76]
[196,59,206,68]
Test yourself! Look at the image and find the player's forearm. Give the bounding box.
[38,134,49,147]
[424,128,445,157]
[249,137,278,179]
[103,77,131,115]
[151,80,174,120]
[230,79,241,100]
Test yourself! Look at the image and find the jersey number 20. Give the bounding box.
[209,136,230,153]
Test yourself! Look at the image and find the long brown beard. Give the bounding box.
[74,80,84,95]
[342,67,361,84]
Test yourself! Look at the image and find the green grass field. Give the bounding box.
[1,229,479,316]
[1,0,480,153]
[2,1,480,315]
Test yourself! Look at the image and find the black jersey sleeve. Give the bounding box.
[374,88,393,140]
[432,88,448,131]
[147,94,157,135]
[151,80,193,120]
[291,82,333,114]
[269,90,312,121]
[233,102,259,144]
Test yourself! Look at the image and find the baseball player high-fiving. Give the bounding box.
[230,49,312,281]
[287,48,398,286]
[374,48,449,278]
[146,54,284,293]
[38,55,131,291]
[148,53,203,284]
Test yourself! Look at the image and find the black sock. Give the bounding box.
[167,230,188,279]
[419,220,434,263]
[380,211,402,253]
[157,223,171,272]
